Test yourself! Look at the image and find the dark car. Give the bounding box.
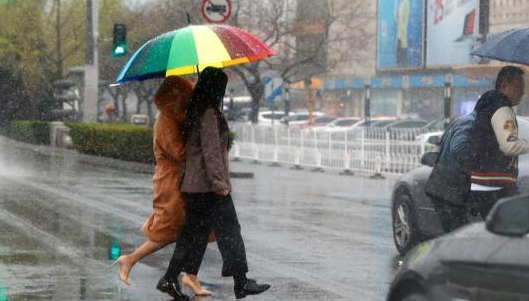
[421,118,448,132]
[386,194,529,301]
[384,120,428,129]
[391,117,529,254]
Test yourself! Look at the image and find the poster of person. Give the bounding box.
[426,0,480,66]
[377,0,424,69]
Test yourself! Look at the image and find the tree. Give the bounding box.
[42,0,86,78]
[0,0,55,121]
[229,0,372,123]
[0,63,31,125]
[131,81,157,125]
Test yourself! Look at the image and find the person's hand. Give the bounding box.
[216,189,230,196]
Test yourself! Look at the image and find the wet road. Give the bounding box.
[0,136,401,301]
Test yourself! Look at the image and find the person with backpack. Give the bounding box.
[426,112,475,233]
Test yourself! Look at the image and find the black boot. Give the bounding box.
[156,277,189,301]
[234,279,270,299]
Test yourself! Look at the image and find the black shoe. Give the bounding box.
[234,279,270,299]
[156,277,189,301]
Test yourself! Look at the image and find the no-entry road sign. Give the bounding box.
[201,0,232,23]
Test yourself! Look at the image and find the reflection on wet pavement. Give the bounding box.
[0,136,401,300]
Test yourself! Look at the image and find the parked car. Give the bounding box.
[131,114,149,125]
[381,120,429,140]
[387,194,529,301]
[257,111,292,126]
[311,116,338,127]
[282,111,324,128]
[313,117,362,132]
[384,120,428,129]
[353,117,397,127]
[391,116,529,255]
[414,131,444,149]
[421,118,448,132]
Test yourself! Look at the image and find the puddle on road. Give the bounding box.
[0,193,136,300]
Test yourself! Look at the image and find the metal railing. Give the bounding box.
[229,123,438,175]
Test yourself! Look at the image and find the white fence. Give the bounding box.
[229,123,438,175]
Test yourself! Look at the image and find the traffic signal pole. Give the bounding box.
[83,0,99,123]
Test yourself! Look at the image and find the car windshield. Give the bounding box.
[262,113,285,120]
[372,120,395,127]
[334,119,359,126]
[389,121,428,128]
[290,115,309,121]
[315,117,336,123]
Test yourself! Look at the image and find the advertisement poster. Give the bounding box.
[426,0,480,66]
[377,0,424,69]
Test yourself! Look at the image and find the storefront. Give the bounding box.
[323,73,493,121]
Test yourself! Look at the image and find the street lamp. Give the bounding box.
[346,90,352,116]
[444,78,452,129]
[304,77,314,125]
[284,83,290,126]
[364,83,371,125]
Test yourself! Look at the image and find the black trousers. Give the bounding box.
[431,196,469,234]
[467,184,519,219]
[164,192,248,282]
[432,184,519,234]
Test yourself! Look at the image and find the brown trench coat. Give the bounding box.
[141,77,193,243]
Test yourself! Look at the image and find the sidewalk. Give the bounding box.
[1,136,254,178]
[2,135,399,181]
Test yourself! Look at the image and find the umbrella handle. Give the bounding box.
[187,12,191,25]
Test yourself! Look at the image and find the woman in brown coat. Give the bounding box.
[111,76,211,296]
[158,67,269,300]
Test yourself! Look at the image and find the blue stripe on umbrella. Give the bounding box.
[116,42,149,83]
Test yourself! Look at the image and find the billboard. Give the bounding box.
[377,0,424,69]
[426,0,480,66]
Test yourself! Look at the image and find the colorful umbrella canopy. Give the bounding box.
[116,25,275,83]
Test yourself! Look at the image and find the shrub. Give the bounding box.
[68,123,154,163]
[4,120,51,145]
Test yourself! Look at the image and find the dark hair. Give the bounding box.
[181,67,229,142]
[495,66,525,90]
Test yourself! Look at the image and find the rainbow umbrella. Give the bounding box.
[116,25,275,84]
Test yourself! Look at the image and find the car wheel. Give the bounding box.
[392,193,420,255]
[399,293,429,301]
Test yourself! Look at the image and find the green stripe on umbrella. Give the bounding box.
[116,25,275,83]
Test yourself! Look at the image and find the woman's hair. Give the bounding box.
[182,67,229,142]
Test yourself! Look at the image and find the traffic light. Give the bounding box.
[112,23,127,57]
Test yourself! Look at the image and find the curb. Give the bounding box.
[1,136,254,178]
